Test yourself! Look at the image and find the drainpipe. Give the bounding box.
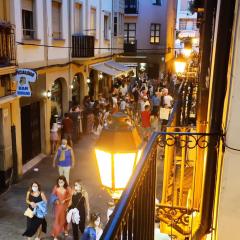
[195,0,236,238]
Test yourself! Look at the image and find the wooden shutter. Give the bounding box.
[22,0,33,11]
[52,0,61,38]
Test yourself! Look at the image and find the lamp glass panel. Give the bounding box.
[182,48,192,57]
[95,149,112,188]
[175,61,186,73]
[114,153,136,189]
[136,150,143,164]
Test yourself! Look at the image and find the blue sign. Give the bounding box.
[15,69,37,97]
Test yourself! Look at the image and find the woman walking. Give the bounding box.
[68,180,90,240]
[81,213,103,240]
[23,182,47,240]
[51,176,71,240]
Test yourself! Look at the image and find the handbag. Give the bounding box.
[24,207,34,218]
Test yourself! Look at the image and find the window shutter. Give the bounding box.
[22,0,33,11]
[52,1,61,38]
[74,3,82,33]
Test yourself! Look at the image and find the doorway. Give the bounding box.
[21,102,41,164]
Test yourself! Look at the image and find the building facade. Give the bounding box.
[0,0,126,191]
[118,0,177,78]
[176,0,199,44]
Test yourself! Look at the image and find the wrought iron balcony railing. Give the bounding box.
[0,22,16,67]
[72,35,95,58]
[101,83,222,239]
[125,0,139,14]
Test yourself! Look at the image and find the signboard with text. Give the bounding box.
[15,69,37,97]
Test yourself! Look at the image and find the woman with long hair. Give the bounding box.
[68,180,90,240]
[81,213,103,240]
[51,176,71,240]
[23,181,47,240]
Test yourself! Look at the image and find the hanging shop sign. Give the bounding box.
[15,69,37,97]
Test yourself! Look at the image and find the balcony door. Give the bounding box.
[124,23,136,43]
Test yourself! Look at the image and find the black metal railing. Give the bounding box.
[124,40,137,53]
[125,0,139,14]
[101,81,221,239]
[0,22,16,66]
[101,130,221,239]
[72,35,95,58]
[100,132,158,240]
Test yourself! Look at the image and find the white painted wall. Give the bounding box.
[124,0,168,50]
[217,2,240,239]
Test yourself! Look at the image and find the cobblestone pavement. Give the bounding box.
[0,135,111,240]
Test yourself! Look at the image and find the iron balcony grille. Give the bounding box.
[125,0,139,14]
[72,35,95,58]
[0,22,16,66]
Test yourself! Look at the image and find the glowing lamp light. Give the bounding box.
[95,112,142,198]
[99,72,103,79]
[174,55,186,74]
[183,40,193,58]
[86,78,91,84]
[43,90,52,99]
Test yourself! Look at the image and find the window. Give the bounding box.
[114,15,117,37]
[52,0,62,39]
[150,23,160,44]
[90,8,96,36]
[179,19,197,30]
[124,23,136,43]
[104,15,109,40]
[22,0,35,39]
[74,3,83,33]
[152,0,161,6]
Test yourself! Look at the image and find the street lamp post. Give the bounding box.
[95,112,142,199]
[174,54,187,75]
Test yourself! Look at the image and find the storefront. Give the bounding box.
[51,78,63,117]
[71,73,84,106]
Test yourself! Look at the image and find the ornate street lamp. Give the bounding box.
[95,112,142,199]
[174,54,186,74]
[182,40,193,58]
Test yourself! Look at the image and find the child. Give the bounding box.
[141,105,151,141]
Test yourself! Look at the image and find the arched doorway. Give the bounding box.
[88,70,97,97]
[51,78,63,117]
[72,73,84,106]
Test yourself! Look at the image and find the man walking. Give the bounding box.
[62,112,73,147]
[53,139,75,183]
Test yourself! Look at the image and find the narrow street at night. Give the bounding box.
[1,0,240,239]
[0,135,111,239]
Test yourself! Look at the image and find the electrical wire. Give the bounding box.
[16,41,196,51]
[221,134,240,151]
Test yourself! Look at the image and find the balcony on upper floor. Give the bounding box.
[125,0,139,15]
[0,22,16,67]
[124,39,137,54]
[72,35,95,58]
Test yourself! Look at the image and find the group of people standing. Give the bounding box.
[23,177,103,240]
[23,71,176,240]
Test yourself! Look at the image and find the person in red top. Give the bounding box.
[62,113,73,147]
[141,105,151,141]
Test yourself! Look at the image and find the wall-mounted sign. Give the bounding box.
[15,69,37,97]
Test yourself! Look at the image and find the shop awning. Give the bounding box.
[90,61,133,78]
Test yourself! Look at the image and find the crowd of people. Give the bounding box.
[24,71,177,240]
